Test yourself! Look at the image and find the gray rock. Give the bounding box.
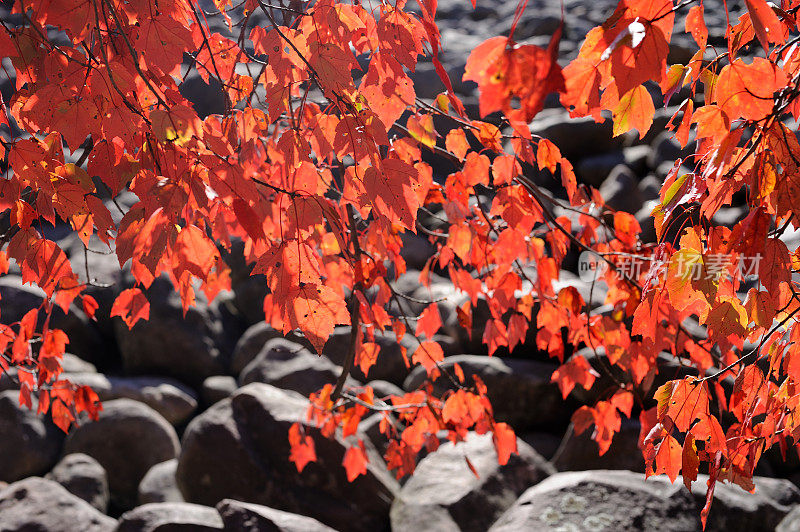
[400,232,436,271]
[529,110,622,161]
[552,420,644,473]
[139,459,184,505]
[47,453,110,512]
[202,375,238,406]
[323,327,416,385]
[113,275,228,387]
[489,470,697,531]
[0,276,105,365]
[117,502,223,532]
[65,398,180,509]
[712,206,748,227]
[0,391,64,482]
[638,174,662,202]
[62,353,98,374]
[177,383,398,532]
[575,151,625,187]
[225,240,269,326]
[391,433,554,532]
[69,246,125,348]
[636,200,659,243]
[489,470,800,532]
[778,505,800,532]
[231,322,283,375]
[0,477,115,531]
[403,355,570,431]
[622,144,652,175]
[179,71,226,118]
[239,338,345,396]
[367,380,404,398]
[518,432,562,461]
[704,475,800,532]
[64,373,197,426]
[358,414,391,455]
[599,165,645,214]
[217,499,337,532]
[648,130,690,169]
[230,323,315,375]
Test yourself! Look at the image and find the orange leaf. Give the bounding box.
[411,341,444,378]
[110,288,150,329]
[342,441,369,481]
[51,399,75,433]
[492,422,518,465]
[551,355,599,399]
[612,85,655,139]
[288,422,316,473]
[415,303,442,340]
[363,159,422,230]
[682,433,700,490]
[654,434,682,483]
[657,377,710,432]
[715,58,787,121]
[685,5,708,50]
[282,283,350,353]
[357,342,380,378]
[745,0,785,54]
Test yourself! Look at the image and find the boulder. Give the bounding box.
[489,470,800,532]
[177,383,398,531]
[62,353,98,373]
[201,375,238,406]
[230,323,316,376]
[552,420,644,472]
[778,505,800,531]
[231,322,282,375]
[518,432,562,461]
[599,165,645,214]
[64,398,180,509]
[703,475,800,532]
[391,433,554,532]
[139,459,184,505]
[69,245,125,349]
[529,110,623,162]
[113,275,228,386]
[638,174,662,202]
[575,151,626,187]
[368,380,404,398]
[239,338,345,396]
[0,477,115,531]
[0,276,105,365]
[0,391,64,482]
[225,240,269,326]
[323,327,415,385]
[648,130,691,169]
[622,144,652,175]
[64,373,197,426]
[217,499,337,532]
[404,355,570,430]
[400,231,436,270]
[46,453,110,512]
[117,502,223,532]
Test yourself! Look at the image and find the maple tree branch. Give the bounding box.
[331,205,363,404]
[701,300,800,383]
[100,0,169,109]
[338,392,428,412]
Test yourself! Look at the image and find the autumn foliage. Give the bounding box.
[3,0,800,525]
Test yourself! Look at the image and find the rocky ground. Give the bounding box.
[1,0,799,531]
